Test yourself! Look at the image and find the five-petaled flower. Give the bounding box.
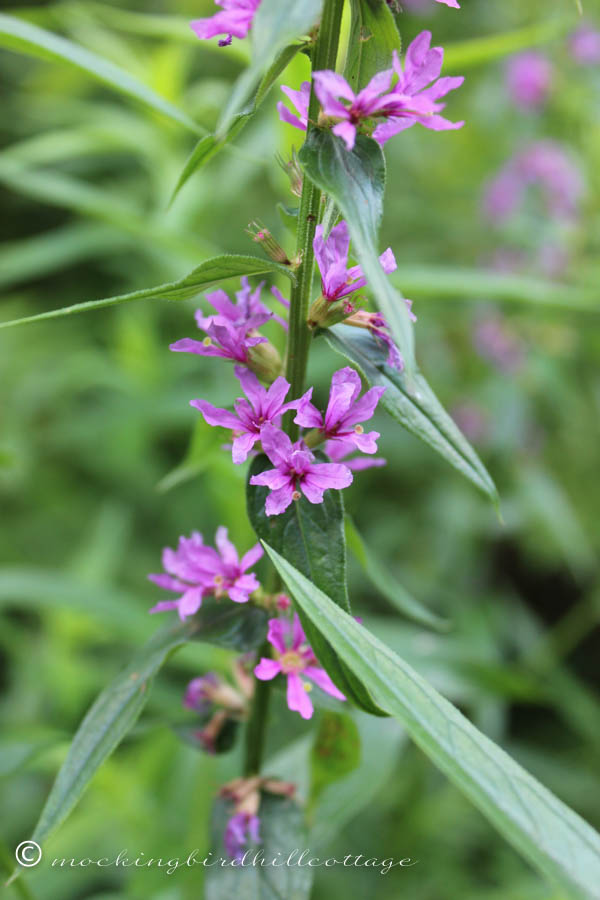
[148,527,263,619]
[314,220,396,302]
[295,367,385,455]
[254,614,346,719]
[191,366,310,464]
[190,0,261,47]
[249,424,353,516]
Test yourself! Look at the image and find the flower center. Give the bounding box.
[354,424,364,434]
[292,490,301,501]
[203,336,212,346]
[279,650,304,673]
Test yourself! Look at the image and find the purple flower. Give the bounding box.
[506,52,553,109]
[569,25,600,65]
[325,439,387,470]
[314,220,396,302]
[224,812,261,860]
[249,424,353,516]
[254,614,346,719]
[313,68,395,150]
[184,673,220,713]
[295,367,385,454]
[190,0,261,47]
[278,82,310,132]
[344,302,416,373]
[191,366,309,464]
[436,0,460,6]
[484,141,584,223]
[372,33,465,144]
[148,527,263,618]
[198,277,275,333]
[473,313,525,374]
[170,319,267,365]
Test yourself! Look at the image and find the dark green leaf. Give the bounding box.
[192,597,268,652]
[0,13,201,134]
[206,793,313,900]
[263,542,600,900]
[346,0,401,91]
[310,711,361,805]
[246,454,385,716]
[345,516,450,632]
[299,129,416,377]
[0,255,294,329]
[217,0,323,137]
[171,43,301,201]
[323,326,498,505]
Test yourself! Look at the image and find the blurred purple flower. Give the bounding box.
[224,812,261,860]
[278,82,310,131]
[148,527,263,618]
[254,614,346,719]
[191,366,309,464]
[450,403,488,444]
[190,0,261,47]
[506,52,553,109]
[314,220,396,302]
[473,313,525,374]
[184,673,220,713]
[295,366,385,454]
[249,424,353,516]
[484,141,584,223]
[569,25,600,65]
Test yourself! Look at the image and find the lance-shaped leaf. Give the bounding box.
[299,129,416,378]
[0,13,201,134]
[0,255,294,329]
[172,43,301,202]
[246,454,385,716]
[345,516,450,632]
[28,601,267,849]
[323,326,498,505]
[263,542,600,900]
[345,0,401,91]
[217,0,323,137]
[207,793,313,899]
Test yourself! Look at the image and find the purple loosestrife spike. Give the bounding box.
[312,220,396,303]
[254,614,346,719]
[148,528,263,619]
[325,438,387,471]
[506,53,553,110]
[190,0,261,46]
[295,367,386,455]
[224,812,261,860]
[277,82,310,132]
[249,424,353,516]
[191,366,311,464]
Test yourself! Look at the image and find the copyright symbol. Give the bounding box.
[15,841,42,867]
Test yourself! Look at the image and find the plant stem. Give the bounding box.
[242,0,344,779]
[284,0,345,437]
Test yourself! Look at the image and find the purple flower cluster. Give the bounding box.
[190,0,261,47]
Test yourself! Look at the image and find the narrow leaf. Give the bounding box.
[0,13,201,134]
[345,516,450,632]
[0,255,294,329]
[323,326,498,504]
[299,129,416,377]
[263,542,600,900]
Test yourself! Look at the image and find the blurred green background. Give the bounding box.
[1,0,599,898]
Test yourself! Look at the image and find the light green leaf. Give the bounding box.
[345,0,401,90]
[0,255,294,329]
[323,326,498,504]
[263,542,600,900]
[299,129,416,378]
[172,43,301,202]
[345,516,450,632]
[207,793,313,899]
[217,0,323,137]
[0,13,201,133]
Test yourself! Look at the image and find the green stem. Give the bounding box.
[284,0,345,437]
[243,639,272,776]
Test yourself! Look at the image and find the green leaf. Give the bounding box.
[323,326,498,505]
[299,129,416,378]
[0,255,294,330]
[217,0,323,137]
[309,711,361,806]
[207,793,313,899]
[263,542,600,900]
[444,19,574,71]
[172,43,301,202]
[246,453,385,716]
[192,597,269,653]
[345,516,450,632]
[345,0,401,91]
[0,13,201,134]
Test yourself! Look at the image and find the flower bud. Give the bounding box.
[247,339,284,383]
[246,220,293,266]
